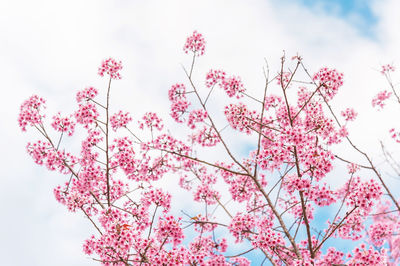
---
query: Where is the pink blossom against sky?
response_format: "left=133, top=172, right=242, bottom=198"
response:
left=1, top=0, right=400, bottom=265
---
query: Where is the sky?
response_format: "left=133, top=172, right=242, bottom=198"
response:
left=1, top=0, right=400, bottom=265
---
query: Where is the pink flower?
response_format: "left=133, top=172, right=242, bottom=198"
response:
left=313, top=67, right=344, bottom=100
left=205, top=69, right=246, bottom=98
left=369, top=222, right=393, bottom=246
left=228, top=213, right=256, bottom=242
left=193, top=184, right=220, bottom=205
left=138, top=112, right=163, bottom=131
left=18, top=95, right=46, bottom=131
left=221, top=75, right=246, bottom=98
left=170, top=99, right=190, bottom=123
left=341, top=108, right=358, bottom=122
left=168, top=83, right=187, bottom=102
left=74, top=102, right=99, bottom=128
left=224, top=103, right=257, bottom=134
left=205, top=69, right=226, bottom=88
left=381, top=64, right=395, bottom=75
left=20, top=35, right=400, bottom=265
left=348, top=244, right=387, bottom=265
left=347, top=163, right=360, bottom=174
left=110, top=111, right=132, bottom=131
left=142, top=188, right=171, bottom=213
left=51, top=112, right=76, bottom=136
left=98, top=58, right=123, bottom=79
left=187, top=109, right=207, bottom=129
left=183, top=31, right=205, bottom=56
left=156, top=216, right=184, bottom=246
left=190, top=126, right=220, bottom=147
left=76, top=86, right=98, bottom=103
left=277, top=71, right=291, bottom=88
left=389, top=128, right=400, bottom=143
left=317, top=248, right=345, bottom=265
left=372, top=90, right=392, bottom=109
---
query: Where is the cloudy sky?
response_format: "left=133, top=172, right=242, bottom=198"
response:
left=1, top=0, right=400, bottom=265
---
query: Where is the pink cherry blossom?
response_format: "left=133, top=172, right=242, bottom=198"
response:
left=381, top=63, right=395, bottom=75
left=19, top=32, right=400, bottom=266
left=76, top=86, right=98, bottom=103
left=138, top=112, right=163, bottom=131
left=277, top=71, right=291, bottom=88
left=183, top=30, right=205, bottom=56
left=74, top=102, right=99, bottom=128
left=110, top=110, right=132, bottom=131
left=187, top=109, right=207, bottom=129
left=51, top=112, right=76, bottom=136
left=372, top=90, right=392, bottom=109
left=98, top=57, right=123, bottom=79
left=348, top=244, right=387, bottom=265
left=313, top=67, right=344, bottom=99
left=341, top=107, right=358, bottom=121
left=18, top=95, right=46, bottom=131
left=389, top=128, right=400, bottom=143
left=205, top=69, right=226, bottom=88
left=221, top=75, right=246, bottom=98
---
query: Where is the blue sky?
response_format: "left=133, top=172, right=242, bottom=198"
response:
left=299, top=0, right=377, bottom=36
left=1, top=0, right=400, bottom=265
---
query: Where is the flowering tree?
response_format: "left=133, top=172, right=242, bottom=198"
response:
left=19, top=31, right=400, bottom=265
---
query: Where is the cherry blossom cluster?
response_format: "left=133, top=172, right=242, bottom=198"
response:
left=277, top=71, right=291, bottom=88
left=369, top=222, right=394, bottom=246
left=312, top=67, right=344, bottom=99
left=372, top=90, right=392, bottom=109
left=83, top=208, right=135, bottom=263
left=348, top=244, right=387, bottom=265
left=110, top=110, right=132, bottom=131
left=19, top=33, right=400, bottom=266
left=98, top=58, right=123, bottom=79
left=168, top=83, right=190, bottom=123
left=369, top=65, right=400, bottom=264
left=74, top=102, right=99, bottom=128
left=110, top=137, right=136, bottom=177
left=187, top=109, right=207, bottom=129
left=26, top=140, right=77, bottom=174
left=205, top=69, right=226, bottom=88
left=193, top=183, right=220, bottom=205
left=371, top=200, right=400, bottom=265
left=228, top=213, right=256, bottom=242
left=224, top=103, right=258, bottom=134
left=253, top=227, right=285, bottom=254
left=222, top=75, right=246, bottom=98
left=389, top=128, right=400, bottom=143
left=150, top=133, right=191, bottom=157
left=381, top=63, right=395, bottom=74
left=168, top=83, right=187, bottom=102
left=341, top=107, right=358, bottom=122
left=26, top=140, right=53, bottom=166
left=183, top=30, right=205, bottom=56
left=76, top=86, right=98, bottom=103
left=342, top=176, right=382, bottom=213
left=155, top=215, right=184, bottom=246
left=334, top=209, right=365, bottom=240
left=138, top=112, right=163, bottom=131
left=205, top=69, right=246, bottom=98
left=347, top=162, right=360, bottom=174
left=18, top=95, right=46, bottom=131
left=315, top=247, right=345, bottom=265
left=141, top=188, right=171, bottom=213
left=80, top=129, right=102, bottom=167
left=190, top=126, right=220, bottom=147
left=51, top=112, right=76, bottom=136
